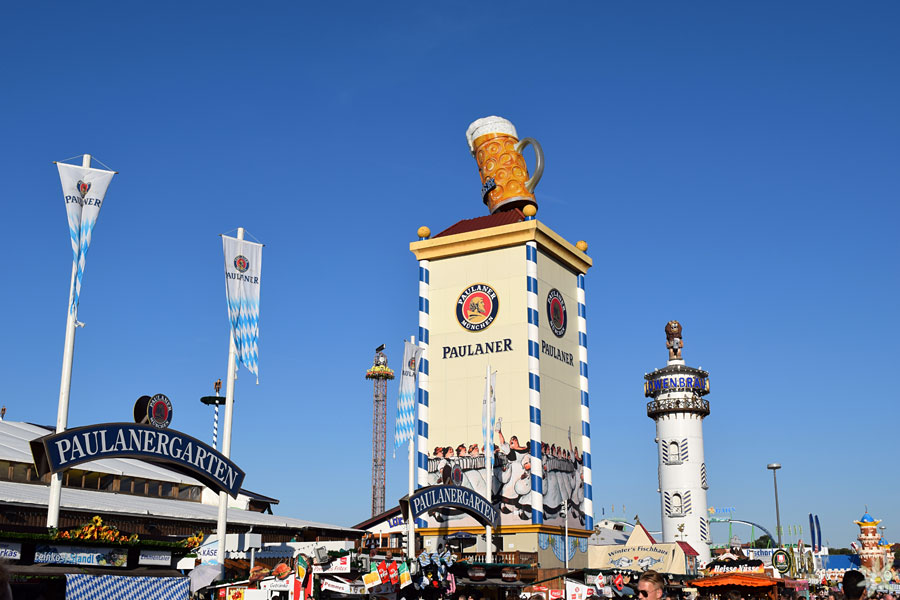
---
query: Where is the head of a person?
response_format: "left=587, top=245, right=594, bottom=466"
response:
left=457, top=444, right=467, bottom=456
left=638, top=570, right=665, bottom=600
left=843, top=570, right=866, bottom=600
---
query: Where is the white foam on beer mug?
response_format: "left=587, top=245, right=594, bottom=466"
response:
left=466, top=116, right=519, bottom=154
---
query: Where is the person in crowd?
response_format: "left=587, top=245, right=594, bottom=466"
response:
left=637, top=570, right=666, bottom=600
left=843, top=570, right=867, bottom=600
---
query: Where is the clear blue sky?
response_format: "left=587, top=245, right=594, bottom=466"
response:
left=2, top=2, right=897, bottom=548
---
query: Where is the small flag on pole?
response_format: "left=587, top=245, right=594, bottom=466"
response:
left=57, top=161, right=115, bottom=313
left=482, top=369, right=496, bottom=458
left=222, top=235, right=263, bottom=381
left=395, top=341, right=422, bottom=450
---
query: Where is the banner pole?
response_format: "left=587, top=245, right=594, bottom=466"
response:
left=484, top=363, right=493, bottom=564
left=407, top=335, right=416, bottom=559
left=217, top=226, right=243, bottom=577
left=47, top=153, right=91, bottom=529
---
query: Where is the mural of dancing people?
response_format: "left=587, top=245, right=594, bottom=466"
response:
left=423, top=418, right=586, bottom=528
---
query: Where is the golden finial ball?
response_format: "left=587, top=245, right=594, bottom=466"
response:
left=576, top=240, right=588, bottom=252
left=417, top=226, right=431, bottom=239
left=522, top=205, right=537, bottom=218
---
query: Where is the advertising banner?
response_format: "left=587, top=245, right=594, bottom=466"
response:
left=36, top=544, right=127, bottom=567
left=363, top=568, right=381, bottom=592
left=312, top=555, right=350, bottom=574
left=322, top=578, right=352, bottom=594
left=0, top=542, right=21, bottom=560
left=395, top=341, right=422, bottom=449
left=222, top=235, right=263, bottom=381
left=398, top=561, right=412, bottom=588
left=138, top=549, right=172, bottom=566
left=57, top=162, right=116, bottom=313
left=296, top=554, right=309, bottom=581
left=388, top=560, right=399, bottom=584
left=566, top=579, right=595, bottom=600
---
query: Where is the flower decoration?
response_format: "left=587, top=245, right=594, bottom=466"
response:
left=51, top=515, right=139, bottom=544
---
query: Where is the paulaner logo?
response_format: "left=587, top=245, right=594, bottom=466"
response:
left=234, top=255, right=250, bottom=273
left=64, top=180, right=103, bottom=208
left=546, top=288, right=567, bottom=337
left=456, top=284, right=499, bottom=331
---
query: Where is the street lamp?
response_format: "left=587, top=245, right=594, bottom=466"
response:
left=767, top=463, right=783, bottom=547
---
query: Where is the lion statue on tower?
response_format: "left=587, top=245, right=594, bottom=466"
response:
left=665, top=320, right=683, bottom=360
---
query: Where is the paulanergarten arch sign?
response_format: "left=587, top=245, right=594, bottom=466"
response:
left=31, top=423, right=245, bottom=497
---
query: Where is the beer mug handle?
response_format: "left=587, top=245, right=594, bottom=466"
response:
left=515, top=137, right=544, bottom=193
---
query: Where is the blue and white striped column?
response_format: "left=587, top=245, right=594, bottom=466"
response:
left=577, top=273, right=593, bottom=530
left=416, top=260, right=430, bottom=505
left=525, top=242, right=544, bottom=525
left=416, top=260, right=431, bottom=527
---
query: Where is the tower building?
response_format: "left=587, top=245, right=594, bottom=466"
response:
left=644, top=321, right=712, bottom=563
left=408, top=116, right=594, bottom=569
left=366, top=347, right=394, bottom=517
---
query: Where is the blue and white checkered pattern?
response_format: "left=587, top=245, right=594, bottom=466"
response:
left=66, top=574, right=188, bottom=600
left=416, top=259, right=430, bottom=527
left=226, top=294, right=260, bottom=380
left=526, top=241, right=544, bottom=525
left=71, top=214, right=98, bottom=313
left=577, top=273, right=593, bottom=530
left=395, top=341, right=420, bottom=449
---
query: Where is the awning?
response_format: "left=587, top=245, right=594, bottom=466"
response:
left=689, top=574, right=778, bottom=588
left=66, top=574, right=189, bottom=600
left=455, top=577, right=526, bottom=588
left=8, top=565, right=184, bottom=578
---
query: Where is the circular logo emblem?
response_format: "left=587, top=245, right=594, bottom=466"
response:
left=408, top=356, right=416, bottom=371
left=456, top=284, right=499, bottom=331
left=451, top=465, right=464, bottom=486
left=147, top=394, right=173, bottom=429
left=234, top=255, right=250, bottom=273
left=546, top=289, right=567, bottom=337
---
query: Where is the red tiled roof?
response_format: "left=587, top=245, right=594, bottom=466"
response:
left=434, top=209, right=525, bottom=238
left=677, top=541, right=699, bottom=556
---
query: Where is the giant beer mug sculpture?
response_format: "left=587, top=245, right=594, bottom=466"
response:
left=466, top=116, right=544, bottom=214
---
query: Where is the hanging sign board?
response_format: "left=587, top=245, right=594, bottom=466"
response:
left=401, top=485, right=497, bottom=525
left=30, top=423, right=245, bottom=497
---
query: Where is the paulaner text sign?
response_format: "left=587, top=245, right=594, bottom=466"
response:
left=405, top=485, right=497, bottom=525
left=30, top=423, right=245, bottom=497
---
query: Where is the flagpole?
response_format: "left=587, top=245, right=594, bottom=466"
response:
left=407, top=335, right=416, bottom=559
left=47, top=153, right=91, bottom=528
left=217, top=226, right=243, bottom=576
left=484, top=363, right=493, bottom=564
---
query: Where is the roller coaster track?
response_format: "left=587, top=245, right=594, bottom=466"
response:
left=709, top=517, right=776, bottom=543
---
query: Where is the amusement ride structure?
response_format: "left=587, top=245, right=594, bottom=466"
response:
left=366, top=345, right=394, bottom=517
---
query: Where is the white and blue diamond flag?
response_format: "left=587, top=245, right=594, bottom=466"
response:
left=223, top=235, right=262, bottom=382
left=57, top=162, right=115, bottom=314
left=482, top=369, right=496, bottom=462
left=395, top=340, right=422, bottom=450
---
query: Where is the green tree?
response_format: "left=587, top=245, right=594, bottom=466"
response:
left=750, top=535, right=774, bottom=549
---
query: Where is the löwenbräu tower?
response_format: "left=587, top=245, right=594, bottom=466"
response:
left=644, top=321, right=712, bottom=563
